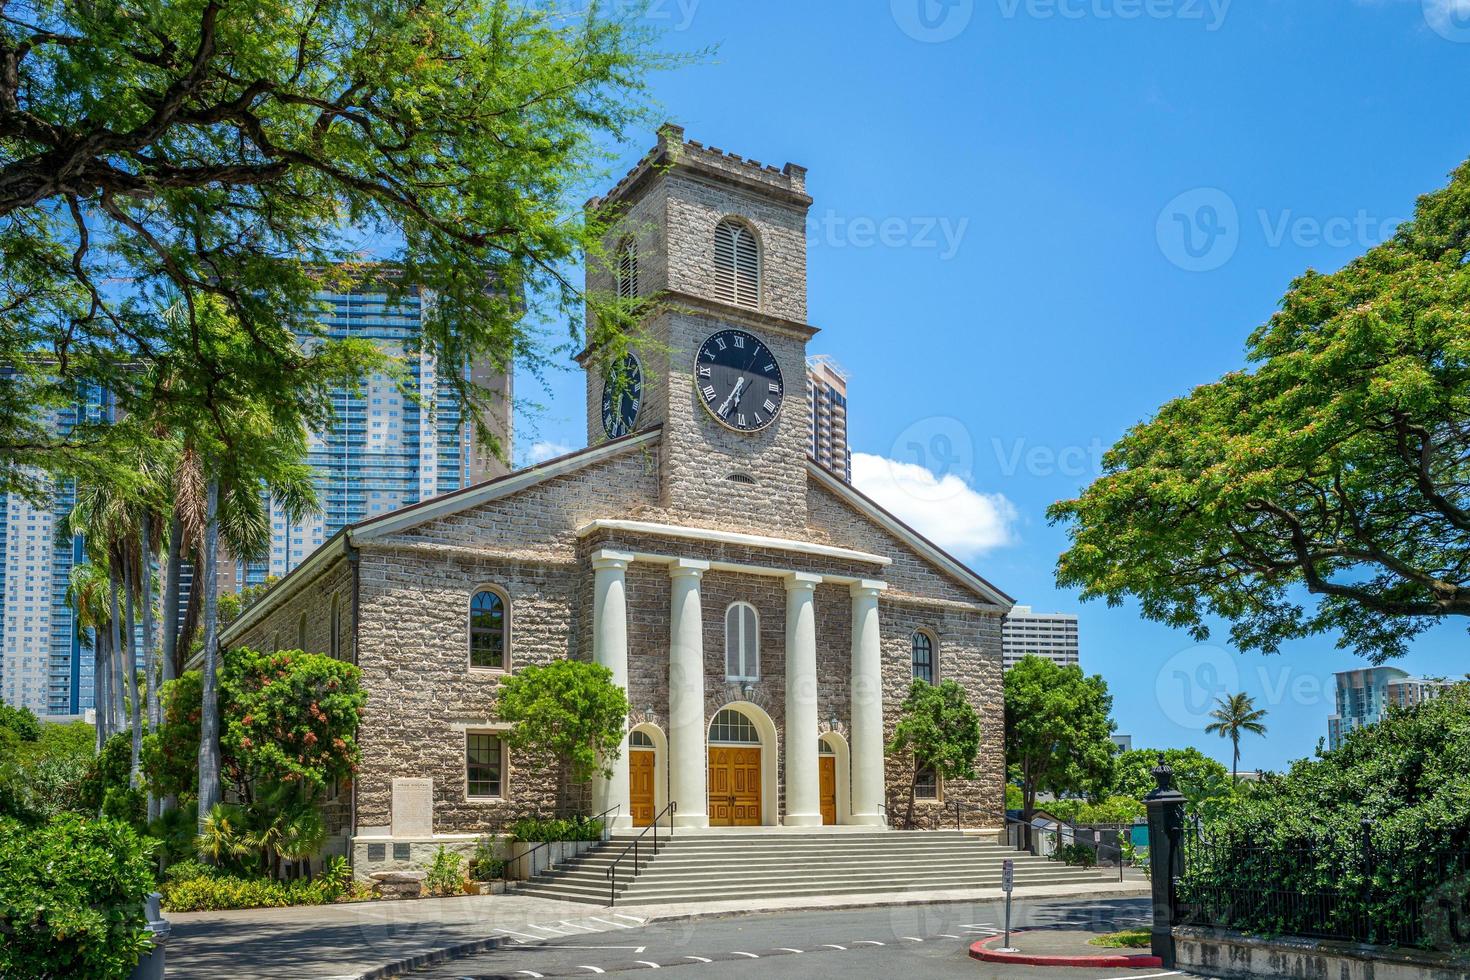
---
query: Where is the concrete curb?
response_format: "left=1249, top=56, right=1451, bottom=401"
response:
left=352, top=883, right=1153, bottom=979
left=968, top=931, right=1163, bottom=969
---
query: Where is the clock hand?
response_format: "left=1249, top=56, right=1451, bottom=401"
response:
left=717, top=377, right=747, bottom=418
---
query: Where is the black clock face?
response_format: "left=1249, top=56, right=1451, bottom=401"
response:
left=695, top=329, right=784, bottom=432
left=601, top=353, right=642, bottom=439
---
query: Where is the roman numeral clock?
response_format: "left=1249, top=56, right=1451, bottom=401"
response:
left=696, top=328, right=785, bottom=432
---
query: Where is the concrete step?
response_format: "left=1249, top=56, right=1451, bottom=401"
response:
left=539, top=865, right=1098, bottom=890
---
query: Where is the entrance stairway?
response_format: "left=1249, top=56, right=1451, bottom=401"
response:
left=513, top=829, right=1119, bottom=905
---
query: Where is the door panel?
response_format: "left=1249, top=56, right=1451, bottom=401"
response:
left=819, top=756, right=837, bottom=825
left=708, top=746, right=762, bottom=827
left=629, top=750, right=655, bottom=827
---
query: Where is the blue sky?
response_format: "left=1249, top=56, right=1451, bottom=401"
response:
left=514, top=0, right=1470, bottom=772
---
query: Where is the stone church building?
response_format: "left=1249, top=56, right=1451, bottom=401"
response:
left=220, top=126, right=1013, bottom=872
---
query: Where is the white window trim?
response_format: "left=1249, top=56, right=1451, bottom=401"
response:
left=468, top=585, right=512, bottom=674
left=464, top=728, right=508, bottom=802
left=724, top=601, right=760, bottom=682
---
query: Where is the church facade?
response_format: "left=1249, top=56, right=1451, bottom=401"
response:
left=219, top=126, right=1013, bottom=874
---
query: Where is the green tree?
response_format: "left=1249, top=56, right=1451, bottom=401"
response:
left=886, top=679, right=983, bottom=827
left=1004, top=656, right=1116, bottom=826
left=0, top=0, right=680, bottom=495
left=1049, top=160, right=1470, bottom=664
left=1204, top=692, right=1269, bottom=783
left=495, top=659, right=629, bottom=812
left=1110, top=747, right=1229, bottom=799
left=0, top=704, right=40, bottom=742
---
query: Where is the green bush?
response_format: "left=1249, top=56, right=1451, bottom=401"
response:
left=1044, top=795, right=1145, bottom=826
left=159, top=856, right=356, bottom=912
left=0, top=704, right=42, bottom=742
left=510, top=816, right=604, bottom=842
left=0, top=814, right=156, bottom=980
left=469, top=837, right=506, bottom=881
left=1055, top=842, right=1097, bottom=868
left=425, top=846, right=464, bottom=896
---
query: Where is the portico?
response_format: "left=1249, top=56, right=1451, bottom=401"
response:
left=583, top=520, right=892, bottom=829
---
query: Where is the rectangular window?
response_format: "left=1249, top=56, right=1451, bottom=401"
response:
left=467, top=733, right=503, bottom=798
left=914, top=767, right=938, bottom=800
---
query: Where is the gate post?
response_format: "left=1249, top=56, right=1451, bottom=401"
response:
left=1144, top=757, right=1187, bottom=968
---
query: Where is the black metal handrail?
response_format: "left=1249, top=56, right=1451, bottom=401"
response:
left=605, top=800, right=676, bottom=906
left=503, top=805, right=621, bottom=887
left=876, top=802, right=889, bottom=826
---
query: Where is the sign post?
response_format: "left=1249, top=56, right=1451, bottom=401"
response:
left=999, top=859, right=1017, bottom=952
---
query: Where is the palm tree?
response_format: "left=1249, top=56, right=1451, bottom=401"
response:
left=1205, top=692, right=1269, bottom=783
left=67, top=561, right=113, bottom=752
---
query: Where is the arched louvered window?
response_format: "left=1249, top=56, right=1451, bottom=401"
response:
left=725, top=602, right=759, bottom=681
left=713, top=219, right=760, bottom=309
left=615, top=236, right=639, bottom=299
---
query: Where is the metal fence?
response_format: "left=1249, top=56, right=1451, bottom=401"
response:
left=1174, top=823, right=1470, bottom=953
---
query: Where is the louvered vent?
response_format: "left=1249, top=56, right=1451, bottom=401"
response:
left=616, top=236, right=639, bottom=299
left=713, top=219, right=760, bottom=309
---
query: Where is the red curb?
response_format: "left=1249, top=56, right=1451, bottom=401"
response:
left=967, top=931, right=1164, bottom=969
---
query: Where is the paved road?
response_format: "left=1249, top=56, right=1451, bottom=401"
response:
left=406, top=898, right=1213, bottom=979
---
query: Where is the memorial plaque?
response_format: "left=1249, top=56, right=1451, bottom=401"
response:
left=391, top=778, right=433, bottom=838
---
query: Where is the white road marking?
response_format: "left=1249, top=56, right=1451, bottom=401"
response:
left=1097, top=974, right=1180, bottom=980
left=613, top=913, right=646, bottom=923
left=527, top=923, right=571, bottom=935
left=774, top=947, right=804, bottom=953
left=855, top=940, right=885, bottom=946
left=498, top=929, right=543, bottom=940
left=559, top=920, right=600, bottom=932
left=937, top=933, right=961, bottom=939
left=961, top=923, right=999, bottom=929
left=515, top=973, right=544, bottom=978
left=634, top=961, right=661, bottom=969
left=731, top=951, right=760, bottom=958
left=901, top=936, right=924, bottom=942
left=684, top=956, right=712, bottom=963
left=550, top=946, right=648, bottom=952
left=576, top=967, right=605, bottom=975
left=586, top=916, right=633, bottom=929
left=820, top=944, right=847, bottom=950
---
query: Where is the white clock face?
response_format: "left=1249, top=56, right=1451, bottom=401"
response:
left=695, top=329, right=784, bottom=433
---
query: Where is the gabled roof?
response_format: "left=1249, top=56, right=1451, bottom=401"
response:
left=806, top=460, right=1015, bottom=610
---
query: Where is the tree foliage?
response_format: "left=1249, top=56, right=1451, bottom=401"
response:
left=1110, top=746, right=1229, bottom=800
left=887, top=679, right=983, bottom=825
left=0, top=0, right=680, bottom=494
left=1003, top=655, right=1116, bottom=815
left=1204, top=691, right=1269, bottom=782
left=495, top=659, right=629, bottom=789
left=1050, top=160, right=1470, bottom=662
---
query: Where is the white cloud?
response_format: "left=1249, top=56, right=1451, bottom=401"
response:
left=526, top=440, right=573, bottom=465
left=850, top=452, right=1018, bottom=561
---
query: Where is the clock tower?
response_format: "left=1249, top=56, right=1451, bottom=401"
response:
left=582, top=125, right=818, bottom=535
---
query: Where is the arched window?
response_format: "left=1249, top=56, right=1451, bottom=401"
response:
left=469, top=589, right=508, bottom=670
left=725, top=602, right=759, bottom=681
left=629, top=729, right=655, bottom=748
left=615, top=235, right=639, bottom=299
left=713, top=219, right=760, bottom=309
left=709, top=709, right=760, bottom=744
left=911, top=630, right=935, bottom=685
left=297, top=613, right=307, bottom=650
left=329, top=595, right=340, bottom=658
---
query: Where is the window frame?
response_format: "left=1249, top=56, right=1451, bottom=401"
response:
left=465, top=730, right=506, bottom=800
left=615, top=235, right=639, bottom=299
left=297, top=612, right=308, bottom=650
left=724, top=601, right=760, bottom=682
left=329, top=594, right=340, bottom=659
left=468, top=587, right=510, bottom=672
left=713, top=218, right=762, bottom=310
left=913, top=766, right=940, bottom=801
left=911, top=629, right=937, bottom=685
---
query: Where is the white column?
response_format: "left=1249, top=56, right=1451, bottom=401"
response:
left=592, top=549, right=635, bottom=830
left=849, top=579, right=888, bottom=827
left=668, top=559, right=709, bottom=829
left=783, top=572, right=824, bottom=827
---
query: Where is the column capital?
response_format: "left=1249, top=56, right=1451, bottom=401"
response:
left=784, top=571, right=823, bottom=592
left=668, top=558, right=710, bottom=579
left=849, top=579, right=887, bottom=598
left=591, top=549, right=636, bottom=571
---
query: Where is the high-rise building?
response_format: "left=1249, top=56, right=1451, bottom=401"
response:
left=1327, top=667, right=1454, bottom=749
left=1001, top=605, right=1080, bottom=671
left=806, top=355, right=850, bottom=482
left=244, top=280, right=513, bottom=584
left=0, top=381, right=111, bottom=715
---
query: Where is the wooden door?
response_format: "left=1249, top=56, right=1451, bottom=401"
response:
left=819, top=755, right=837, bottom=825
left=708, top=747, right=762, bottom=827
left=629, top=750, right=655, bottom=827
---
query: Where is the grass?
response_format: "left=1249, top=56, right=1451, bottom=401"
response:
left=1088, top=929, right=1151, bottom=949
